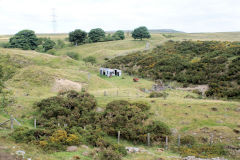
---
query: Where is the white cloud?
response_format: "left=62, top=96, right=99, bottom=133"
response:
left=0, top=0, right=240, bottom=34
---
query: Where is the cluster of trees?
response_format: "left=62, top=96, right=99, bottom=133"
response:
left=69, top=26, right=151, bottom=45
left=69, top=28, right=125, bottom=45
left=105, top=40, right=240, bottom=99
left=6, top=30, right=56, bottom=53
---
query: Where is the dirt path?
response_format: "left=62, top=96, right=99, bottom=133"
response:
left=0, top=151, right=17, bottom=160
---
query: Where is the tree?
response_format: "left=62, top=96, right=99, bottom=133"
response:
left=113, top=30, right=125, bottom=40
left=9, top=30, right=38, bottom=50
left=69, top=29, right=87, bottom=45
left=132, top=26, right=151, bottom=40
left=37, top=38, right=56, bottom=52
left=88, top=28, right=105, bottom=42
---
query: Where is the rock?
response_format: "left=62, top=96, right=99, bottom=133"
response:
left=82, top=151, right=89, bottom=156
left=156, top=148, right=164, bottom=153
left=16, top=150, right=25, bottom=156
left=125, top=147, right=140, bottom=153
left=235, top=107, right=240, bottom=112
left=72, top=155, right=81, bottom=159
left=237, top=137, right=240, bottom=140
left=216, top=120, right=223, bottom=124
left=233, top=129, right=240, bottom=134
left=67, top=146, right=78, bottom=152
left=188, top=106, right=192, bottom=108
left=96, top=107, right=104, bottom=113
left=211, top=107, right=218, bottom=111
left=81, top=145, right=89, bottom=149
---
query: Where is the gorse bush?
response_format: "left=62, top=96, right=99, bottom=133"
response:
left=34, top=90, right=97, bottom=128
left=177, top=144, right=228, bottom=158
left=105, top=40, right=240, bottom=99
left=101, top=100, right=171, bottom=144
left=180, top=135, right=196, bottom=146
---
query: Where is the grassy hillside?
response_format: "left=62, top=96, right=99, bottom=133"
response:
left=105, top=40, right=240, bottom=99
left=0, top=33, right=240, bottom=160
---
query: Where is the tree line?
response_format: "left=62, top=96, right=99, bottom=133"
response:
left=2, top=26, right=151, bottom=52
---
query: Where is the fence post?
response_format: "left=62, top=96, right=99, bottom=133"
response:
left=118, top=131, right=120, bottom=144
left=58, top=123, right=60, bottom=127
left=10, top=115, right=14, bottom=130
left=84, top=126, right=86, bottom=130
left=64, top=123, right=67, bottom=127
left=165, top=136, right=168, bottom=150
left=104, top=91, right=107, bottom=96
left=34, top=118, right=37, bottom=129
left=178, top=135, right=181, bottom=147
left=147, top=133, right=150, bottom=146
left=210, top=134, right=213, bottom=145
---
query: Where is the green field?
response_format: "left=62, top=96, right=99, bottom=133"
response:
left=0, top=32, right=240, bottom=160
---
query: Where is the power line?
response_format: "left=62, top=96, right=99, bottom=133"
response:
left=51, top=8, right=57, bottom=33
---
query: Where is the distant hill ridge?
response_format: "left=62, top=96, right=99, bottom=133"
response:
left=106, top=29, right=184, bottom=33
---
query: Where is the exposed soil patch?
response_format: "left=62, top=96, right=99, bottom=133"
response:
left=177, top=85, right=209, bottom=95
left=52, top=78, right=83, bottom=92
left=0, top=150, right=17, bottom=160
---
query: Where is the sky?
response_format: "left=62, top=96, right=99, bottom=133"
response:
left=0, top=0, right=240, bottom=34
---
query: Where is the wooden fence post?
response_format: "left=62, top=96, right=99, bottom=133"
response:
left=165, top=136, right=168, bottom=150
left=10, top=115, right=14, bottom=130
left=147, top=133, right=150, bottom=146
left=34, top=118, right=37, bottom=129
left=118, top=131, right=120, bottom=144
left=178, top=135, right=181, bottom=147
left=210, top=134, right=213, bottom=145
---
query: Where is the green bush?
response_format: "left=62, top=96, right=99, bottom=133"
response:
left=180, top=135, right=196, bottom=146
left=83, top=56, right=96, bottom=64
left=177, top=144, right=228, bottom=158
left=101, top=100, right=171, bottom=144
left=34, top=90, right=97, bottom=128
left=99, top=148, right=122, bottom=160
left=47, top=48, right=56, bottom=55
left=11, top=127, right=50, bottom=143
left=149, top=92, right=168, bottom=99
left=66, top=52, right=79, bottom=60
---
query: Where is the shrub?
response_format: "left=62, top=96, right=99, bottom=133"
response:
left=177, top=144, right=228, bottom=158
left=113, top=30, right=125, bottom=40
left=11, top=127, right=50, bottom=143
left=99, top=148, right=122, bottom=160
left=66, top=52, right=79, bottom=60
left=181, top=135, right=196, bottom=146
left=83, top=56, right=96, bottom=64
left=149, top=92, right=168, bottom=99
left=47, top=48, right=56, bottom=55
left=34, top=90, right=98, bottom=128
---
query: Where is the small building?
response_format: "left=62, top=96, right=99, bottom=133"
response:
left=100, top=68, right=122, bottom=77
